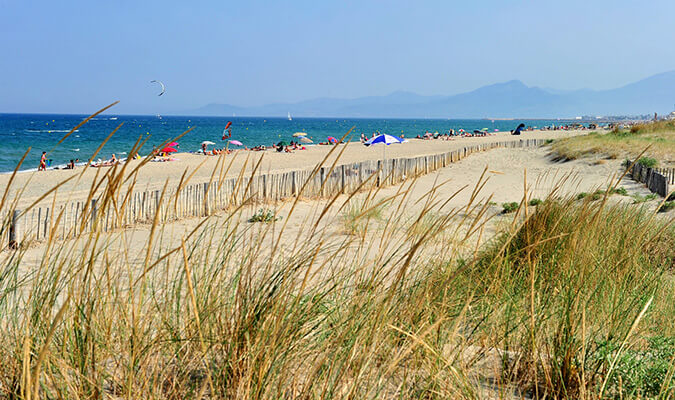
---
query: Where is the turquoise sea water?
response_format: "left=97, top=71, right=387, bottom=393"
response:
left=0, top=114, right=577, bottom=172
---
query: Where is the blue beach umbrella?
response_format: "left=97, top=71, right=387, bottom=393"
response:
left=365, top=134, right=404, bottom=162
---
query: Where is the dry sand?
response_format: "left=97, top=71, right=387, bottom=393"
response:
left=14, top=143, right=655, bottom=270
left=1, top=130, right=587, bottom=208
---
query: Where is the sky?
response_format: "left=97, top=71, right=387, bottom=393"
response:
left=1, top=0, right=675, bottom=115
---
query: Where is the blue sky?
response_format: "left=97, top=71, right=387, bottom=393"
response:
left=1, top=0, right=674, bottom=114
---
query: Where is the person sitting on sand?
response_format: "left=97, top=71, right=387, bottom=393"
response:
left=111, top=154, right=117, bottom=164
left=38, top=151, right=47, bottom=171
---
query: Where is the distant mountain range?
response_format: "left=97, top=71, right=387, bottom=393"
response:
left=188, top=70, right=675, bottom=119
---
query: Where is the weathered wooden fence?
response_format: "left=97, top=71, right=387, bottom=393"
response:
left=1, top=138, right=548, bottom=248
left=628, top=162, right=673, bottom=198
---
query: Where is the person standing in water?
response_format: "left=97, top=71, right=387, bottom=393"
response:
left=38, top=151, right=47, bottom=171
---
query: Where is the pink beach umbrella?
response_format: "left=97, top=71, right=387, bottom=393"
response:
left=229, top=140, right=243, bottom=146
left=161, top=147, right=177, bottom=153
left=168, top=142, right=179, bottom=147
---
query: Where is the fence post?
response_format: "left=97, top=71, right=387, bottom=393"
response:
left=203, top=182, right=210, bottom=215
left=292, top=171, right=298, bottom=197
left=9, top=209, right=20, bottom=249
left=90, top=199, right=97, bottom=231
left=320, top=167, right=326, bottom=196
left=341, top=165, right=346, bottom=193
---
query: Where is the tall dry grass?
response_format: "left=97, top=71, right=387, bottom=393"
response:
left=551, top=121, right=675, bottom=165
left=0, top=107, right=673, bottom=399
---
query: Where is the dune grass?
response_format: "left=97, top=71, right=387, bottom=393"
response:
left=0, top=108, right=674, bottom=399
left=551, top=121, right=675, bottom=165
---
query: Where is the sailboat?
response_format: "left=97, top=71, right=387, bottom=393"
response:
left=287, top=112, right=292, bottom=121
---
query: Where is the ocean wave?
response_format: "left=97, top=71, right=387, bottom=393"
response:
left=24, top=129, right=79, bottom=133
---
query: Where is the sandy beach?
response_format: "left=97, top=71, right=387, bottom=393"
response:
left=15, top=141, right=654, bottom=269
left=1, top=129, right=588, bottom=208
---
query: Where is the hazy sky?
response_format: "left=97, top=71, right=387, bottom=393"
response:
left=2, top=0, right=675, bottom=114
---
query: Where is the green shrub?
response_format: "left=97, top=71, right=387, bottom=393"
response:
left=595, top=336, right=675, bottom=398
left=633, top=193, right=659, bottom=204
left=657, top=201, right=675, bottom=213
left=611, top=187, right=628, bottom=196
left=577, top=191, right=603, bottom=201
left=637, top=157, right=659, bottom=168
left=248, top=208, right=282, bottom=223
left=501, top=202, right=519, bottom=213
left=528, top=198, right=543, bottom=206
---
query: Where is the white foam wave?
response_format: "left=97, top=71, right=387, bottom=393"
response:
left=24, top=129, right=79, bottom=133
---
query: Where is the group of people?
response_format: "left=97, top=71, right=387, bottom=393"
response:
left=37, top=151, right=81, bottom=171
left=201, top=143, right=233, bottom=155
left=273, top=140, right=307, bottom=153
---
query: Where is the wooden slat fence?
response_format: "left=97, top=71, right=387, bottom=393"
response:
left=628, top=162, right=673, bottom=198
left=1, top=138, right=549, bottom=248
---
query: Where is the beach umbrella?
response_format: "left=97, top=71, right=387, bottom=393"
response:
left=162, top=147, right=177, bottom=153
left=327, top=136, right=338, bottom=144
left=168, top=142, right=179, bottom=147
left=299, top=137, right=313, bottom=144
left=201, top=140, right=215, bottom=145
left=229, top=140, right=243, bottom=146
left=365, top=134, right=404, bottom=162
left=293, top=132, right=307, bottom=137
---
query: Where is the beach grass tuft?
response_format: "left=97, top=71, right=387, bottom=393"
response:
left=551, top=121, right=675, bottom=165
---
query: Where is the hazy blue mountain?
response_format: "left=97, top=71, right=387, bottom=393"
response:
left=188, top=70, right=675, bottom=118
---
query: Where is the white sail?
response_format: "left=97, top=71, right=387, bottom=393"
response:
left=287, top=112, right=292, bottom=121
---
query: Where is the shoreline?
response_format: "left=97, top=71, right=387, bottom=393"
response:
left=0, top=130, right=586, bottom=208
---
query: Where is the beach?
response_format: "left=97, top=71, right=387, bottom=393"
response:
left=1, top=129, right=587, bottom=209
left=14, top=136, right=655, bottom=270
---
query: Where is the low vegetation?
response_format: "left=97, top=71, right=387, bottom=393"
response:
left=551, top=121, right=675, bottom=165
left=633, top=193, right=659, bottom=204
left=248, top=208, right=282, bottom=223
left=657, top=201, right=675, bottom=213
left=502, top=201, right=520, bottom=213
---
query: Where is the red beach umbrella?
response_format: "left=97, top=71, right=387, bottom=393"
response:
left=161, top=147, right=178, bottom=153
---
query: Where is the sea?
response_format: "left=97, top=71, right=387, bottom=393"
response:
left=0, top=114, right=578, bottom=173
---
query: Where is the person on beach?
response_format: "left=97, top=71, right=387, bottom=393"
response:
left=38, top=151, right=47, bottom=171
